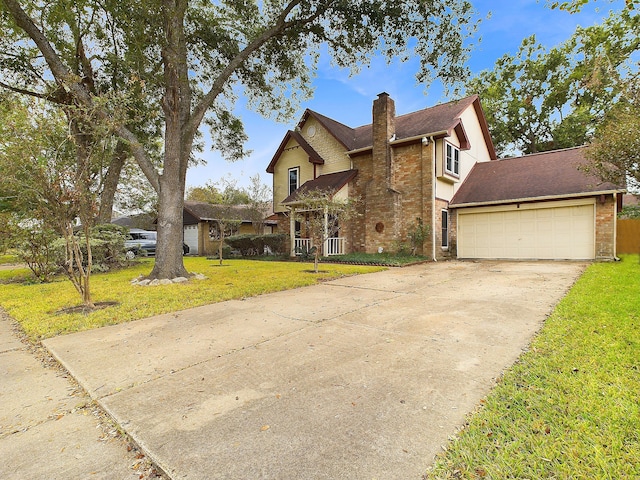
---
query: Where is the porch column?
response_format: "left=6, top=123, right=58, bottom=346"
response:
left=289, top=207, right=296, bottom=257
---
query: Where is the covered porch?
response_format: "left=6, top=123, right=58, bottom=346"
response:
left=281, top=170, right=358, bottom=258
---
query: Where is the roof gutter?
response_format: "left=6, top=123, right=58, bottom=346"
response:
left=346, top=130, right=450, bottom=156
left=389, top=130, right=449, bottom=147
left=449, top=189, right=625, bottom=209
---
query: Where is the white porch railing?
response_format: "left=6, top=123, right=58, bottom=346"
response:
left=294, top=238, right=312, bottom=254
left=324, top=237, right=345, bottom=256
left=294, top=237, right=345, bottom=256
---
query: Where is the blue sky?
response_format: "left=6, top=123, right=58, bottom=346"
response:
left=185, top=0, right=627, bottom=191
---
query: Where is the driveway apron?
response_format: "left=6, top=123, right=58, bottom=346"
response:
left=44, top=260, right=586, bottom=479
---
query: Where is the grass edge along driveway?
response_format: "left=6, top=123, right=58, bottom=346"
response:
left=426, top=255, right=639, bottom=479
left=0, top=257, right=384, bottom=340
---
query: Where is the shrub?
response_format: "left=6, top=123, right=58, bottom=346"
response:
left=16, top=224, right=59, bottom=282
left=88, top=224, right=129, bottom=271
left=225, top=234, right=261, bottom=256
left=261, top=234, right=289, bottom=255
left=225, top=233, right=289, bottom=256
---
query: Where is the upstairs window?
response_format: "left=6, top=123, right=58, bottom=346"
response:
left=288, top=167, right=299, bottom=195
left=445, top=144, right=460, bottom=176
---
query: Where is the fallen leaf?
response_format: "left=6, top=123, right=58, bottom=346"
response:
left=261, top=425, right=270, bottom=431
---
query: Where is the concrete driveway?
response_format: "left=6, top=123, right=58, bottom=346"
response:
left=44, top=260, right=585, bottom=479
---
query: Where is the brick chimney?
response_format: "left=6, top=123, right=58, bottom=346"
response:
left=372, top=92, right=395, bottom=187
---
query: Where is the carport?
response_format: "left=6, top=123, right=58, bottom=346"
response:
left=449, top=147, right=624, bottom=261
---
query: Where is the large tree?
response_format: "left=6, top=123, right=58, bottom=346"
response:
left=583, top=77, right=640, bottom=190
left=1, top=0, right=479, bottom=279
left=467, top=9, right=640, bottom=156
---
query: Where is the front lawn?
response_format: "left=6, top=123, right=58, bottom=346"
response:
left=0, top=257, right=384, bottom=340
left=426, top=255, right=640, bottom=479
left=0, top=252, right=19, bottom=264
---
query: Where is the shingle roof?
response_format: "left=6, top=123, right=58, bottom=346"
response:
left=449, top=147, right=624, bottom=207
left=184, top=201, right=256, bottom=222
left=282, top=170, right=358, bottom=204
left=268, top=94, right=497, bottom=173
left=305, top=95, right=488, bottom=152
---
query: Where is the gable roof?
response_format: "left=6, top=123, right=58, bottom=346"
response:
left=449, top=146, right=625, bottom=208
left=266, top=129, right=324, bottom=173
left=267, top=95, right=497, bottom=174
left=282, top=169, right=358, bottom=205
left=309, top=95, right=495, bottom=157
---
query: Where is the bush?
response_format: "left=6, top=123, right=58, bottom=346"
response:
left=225, top=233, right=289, bottom=256
left=225, top=234, right=261, bottom=256
left=16, top=225, right=60, bottom=282
left=619, top=205, right=640, bottom=219
left=261, top=234, right=289, bottom=256
left=88, top=224, right=129, bottom=271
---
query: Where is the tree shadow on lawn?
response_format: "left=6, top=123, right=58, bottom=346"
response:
left=55, top=301, right=119, bottom=316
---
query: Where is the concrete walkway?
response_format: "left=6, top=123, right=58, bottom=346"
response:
left=0, top=312, right=158, bottom=479
left=44, top=261, right=585, bottom=479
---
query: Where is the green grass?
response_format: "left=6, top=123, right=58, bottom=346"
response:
left=0, top=252, right=19, bottom=264
left=426, top=255, right=640, bottom=479
left=0, top=257, right=384, bottom=340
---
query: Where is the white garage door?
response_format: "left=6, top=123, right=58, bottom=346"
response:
left=457, top=200, right=595, bottom=260
left=183, top=224, right=199, bottom=255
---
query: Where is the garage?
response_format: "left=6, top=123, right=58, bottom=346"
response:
left=457, top=200, right=595, bottom=260
left=183, top=224, right=199, bottom=255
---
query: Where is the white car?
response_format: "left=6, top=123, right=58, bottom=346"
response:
left=124, top=229, right=190, bottom=259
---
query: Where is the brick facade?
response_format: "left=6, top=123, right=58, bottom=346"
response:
left=595, top=194, right=617, bottom=259
left=347, top=94, right=439, bottom=256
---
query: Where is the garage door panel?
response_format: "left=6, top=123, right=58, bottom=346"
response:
left=458, top=203, right=595, bottom=260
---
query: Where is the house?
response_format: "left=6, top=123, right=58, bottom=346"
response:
left=268, top=93, right=496, bottom=259
left=266, top=93, right=625, bottom=261
left=182, top=201, right=274, bottom=256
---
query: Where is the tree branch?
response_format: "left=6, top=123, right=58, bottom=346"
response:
left=0, top=80, right=48, bottom=99
left=187, top=0, right=328, bottom=137
left=1, top=0, right=161, bottom=193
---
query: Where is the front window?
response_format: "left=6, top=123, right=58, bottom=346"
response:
left=441, top=210, right=449, bottom=248
left=288, top=167, right=299, bottom=195
left=445, top=144, right=459, bottom=176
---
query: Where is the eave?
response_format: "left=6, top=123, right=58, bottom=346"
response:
left=449, top=189, right=626, bottom=209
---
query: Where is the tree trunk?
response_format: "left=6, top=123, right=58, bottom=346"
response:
left=150, top=172, right=188, bottom=279
left=148, top=0, right=190, bottom=280
left=218, top=228, right=224, bottom=266
left=98, top=141, right=127, bottom=223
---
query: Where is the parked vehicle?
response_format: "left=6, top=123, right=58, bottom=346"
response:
left=124, top=229, right=190, bottom=259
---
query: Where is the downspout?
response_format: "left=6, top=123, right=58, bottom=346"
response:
left=613, top=192, right=620, bottom=261
left=431, top=136, right=437, bottom=262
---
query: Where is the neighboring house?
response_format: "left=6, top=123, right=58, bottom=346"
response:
left=111, top=212, right=157, bottom=231
left=267, top=93, right=625, bottom=260
left=183, top=201, right=270, bottom=256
